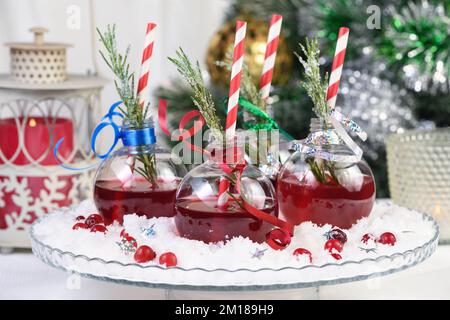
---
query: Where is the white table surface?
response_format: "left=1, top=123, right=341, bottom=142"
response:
left=1, top=245, right=449, bottom=300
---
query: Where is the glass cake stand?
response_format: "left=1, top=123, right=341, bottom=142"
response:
left=30, top=201, right=439, bottom=298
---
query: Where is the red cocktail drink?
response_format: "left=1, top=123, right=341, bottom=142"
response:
left=277, top=174, right=375, bottom=229
left=94, top=178, right=178, bottom=225
left=175, top=197, right=276, bottom=243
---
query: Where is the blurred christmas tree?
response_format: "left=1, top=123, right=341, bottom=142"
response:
left=156, top=0, right=450, bottom=197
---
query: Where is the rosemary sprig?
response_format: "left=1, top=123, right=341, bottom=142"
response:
left=306, top=158, right=326, bottom=183
left=241, top=64, right=265, bottom=112
left=97, top=24, right=156, bottom=186
left=217, top=57, right=265, bottom=112
left=297, top=38, right=342, bottom=186
left=295, top=38, right=329, bottom=118
left=239, top=64, right=270, bottom=165
left=168, top=48, right=224, bottom=140
left=305, top=157, right=339, bottom=185
left=216, top=58, right=269, bottom=165
left=227, top=191, right=245, bottom=210
left=97, top=24, right=149, bottom=128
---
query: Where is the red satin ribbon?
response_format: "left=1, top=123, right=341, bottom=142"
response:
left=157, top=99, right=171, bottom=136
left=223, top=160, right=293, bottom=250
left=158, top=99, right=293, bottom=250
left=158, top=98, right=206, bottom=154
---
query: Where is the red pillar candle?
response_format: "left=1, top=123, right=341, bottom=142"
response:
left=0, top=117, right=73, bottom=165
left=0, top=116, right=74, bottom=231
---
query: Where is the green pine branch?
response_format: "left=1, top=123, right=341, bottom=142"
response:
left=297, top=37, right=340, bottom=186
left=295, top=38, right=329, bottom=118
left=168, top=48, right=224, bottom=140
left=97, top=24, right=149, bottom=128
left=97, top=24, right=156, bottom=186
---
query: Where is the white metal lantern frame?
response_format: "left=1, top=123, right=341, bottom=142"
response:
left=0, top=75, right=106, bottom=249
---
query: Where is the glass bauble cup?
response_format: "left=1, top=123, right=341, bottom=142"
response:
left=277, top=118, right=376, bottom=229
left=93, top=119, right=187, bottom=225
left=174, top=137, right=278, bottom=243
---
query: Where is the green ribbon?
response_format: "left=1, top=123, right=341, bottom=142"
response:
left=238, top=98, right=294, bottom=141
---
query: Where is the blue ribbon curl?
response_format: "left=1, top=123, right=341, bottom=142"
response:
left=54, top=101, right=156, bottom=171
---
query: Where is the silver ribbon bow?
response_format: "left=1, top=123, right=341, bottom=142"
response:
left=295, top=109, right=368, bottom=163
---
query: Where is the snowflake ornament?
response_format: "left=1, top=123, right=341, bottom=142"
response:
left=117, top=237, right=137, bottom=254
left=141, top=224, right=156, bottom=237
left=251, top=248, right=267, bottom=259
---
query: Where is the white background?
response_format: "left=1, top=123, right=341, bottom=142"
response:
left=0, top=0, right=228, bottom=117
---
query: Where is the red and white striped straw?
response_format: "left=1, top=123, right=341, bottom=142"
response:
left=225, top=20, right=247, bottom=139
left=217, top=177, right=230, bottom=209
left=137, top=22, right=157, bottom=108
left=326, top=27, right=349, bottom=110
left=259, top=14, right=282, bottom=100
left=218, top=20, right=247, bottom=208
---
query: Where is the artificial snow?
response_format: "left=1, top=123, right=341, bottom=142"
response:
left=32, top=200, right=436, bottom=271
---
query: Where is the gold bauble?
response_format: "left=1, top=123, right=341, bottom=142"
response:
left=206, top=17, right=293, bottom=87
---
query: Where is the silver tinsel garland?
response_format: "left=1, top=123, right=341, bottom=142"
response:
left=335, top=65, right=420, bottom=160
left=384, top=1, right=450, bottom=94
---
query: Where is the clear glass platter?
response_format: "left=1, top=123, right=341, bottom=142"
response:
left=30, top=201, right=439, bottom=291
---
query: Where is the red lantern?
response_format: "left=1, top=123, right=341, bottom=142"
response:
left=0, top=26, right=107, bottom=250
left=0, top=115, right=75, bottom=228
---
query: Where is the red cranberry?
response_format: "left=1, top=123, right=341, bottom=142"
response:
left=75, top=215, right=86, bottom=221
left=378, top=232, right=396, bottom=246
left=293, top=248, right=312, bottom=263
left=361, top=233, right=376, bottom=244
left=85, top=214, right=103, bottom=227
left=120, top=229, right=129, bottom=238
left=90, top=224, right=108, bottom=233
left=324, top=239, right=344, bottom=253
left=159, top=252, right=178, bottom=267
left=266, top=228, right=291, bottom=250
left=134, top=245, right=156, bottom=263
left=331, top=253, right=342, bottom=260
left=327, top=229, right=347, bottom=244
left=72, top=222, right=88, bottom=230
